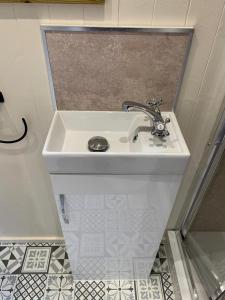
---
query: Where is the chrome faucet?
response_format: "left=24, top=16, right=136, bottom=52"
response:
left=122, top=98, right=170, bottom=141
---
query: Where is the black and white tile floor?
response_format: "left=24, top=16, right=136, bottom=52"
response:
left=0, top=241, right=176, bottom=300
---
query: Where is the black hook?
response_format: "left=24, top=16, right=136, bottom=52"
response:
left=0, top=91, right=4, bottom=103
left=0, top=118, right=28, bottom=144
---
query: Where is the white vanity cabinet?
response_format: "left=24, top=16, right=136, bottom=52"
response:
left=50, top=174, right=182, bottom=280
left=43, top=111, right=190, bottom=280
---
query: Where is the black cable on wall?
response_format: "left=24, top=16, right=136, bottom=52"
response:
left=0, top=91, right=28, bottom=144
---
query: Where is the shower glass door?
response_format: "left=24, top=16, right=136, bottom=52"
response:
left=182, top=119, right=225, bottom=300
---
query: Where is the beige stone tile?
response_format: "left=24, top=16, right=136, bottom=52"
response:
left=45, top=31, right=189, bottom=111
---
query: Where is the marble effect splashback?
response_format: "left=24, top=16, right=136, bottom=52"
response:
left=45, top=30, right=191, bottom=111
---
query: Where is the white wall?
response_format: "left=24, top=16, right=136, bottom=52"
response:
left=0, top=0, right=225, bottom=238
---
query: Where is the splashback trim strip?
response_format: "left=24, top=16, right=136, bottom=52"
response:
left=41, top=26, right=193, bottom=112
left=41, top=26, right=193, bottom=34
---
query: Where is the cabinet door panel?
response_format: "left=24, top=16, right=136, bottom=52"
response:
left=51, top=174, right=181, bottom=280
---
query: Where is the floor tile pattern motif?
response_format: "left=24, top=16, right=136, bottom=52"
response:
left=14, top=274, right=47, bottom=300
left=45, top=274, right=74, bottom=300
left=0, top=246, right=26, bottom=275
left=0, top=275, right=17, bottom=300
left=75, top=281, right=105, bottom=300
left=22, top=247, right=51, bottom=273
left=0, top=241, right=175, bottom=300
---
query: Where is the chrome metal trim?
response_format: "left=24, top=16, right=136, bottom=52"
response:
left=167, top=231, right=195, bottom=300
left=59, top=194, right=69, bottom=224
left=215, top=118, right=225, bottom=145
left=40, top=26, right=193, bottom=111
left=211, top=284, right=225, bottom=300
left=41, top=25, right=193, bottom=34
left=185, top=234, right=225, bottom=300
left=41, top=28, right=57, bottom=111
left=181, top=145, right=218, bottom=237
left=175, top=232, right=198, bottom=300
left=181, top=107, right=225, bottom=298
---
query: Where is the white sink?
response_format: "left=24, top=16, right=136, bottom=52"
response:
left=43, top=111, right=189, bottom=174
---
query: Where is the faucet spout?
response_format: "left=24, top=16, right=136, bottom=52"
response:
left=122, top=99, right=170, bottom=138
left=122, top=101, right=163, bottom=123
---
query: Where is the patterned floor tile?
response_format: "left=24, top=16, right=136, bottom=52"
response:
left=135, top=275, right=164, bottom=300
left=0, top=239, right=177, bottom=300
left=0, top=243, right=25, bottom=247
left=0, top=275, right=17, bottom=300
left=13, top=274, right=47, bottom=300
left=151, top=245, right=169, bottom=273
left=45, top=274, right=74, bottom=300
left=158, top=244, right=166, bottom=259
left=26, top=241, right=64, bottom=247
left=49, top=246, right=71, bottom=274
left=161, top=273, right=175, bottom=300
left=22, top=247, right=51, bottom=273
left=105, top=280, right=135, bottom=300
left=26, top=242, right=54, bottom=247
left=74, top=281, right=105, bottom=300
left=0, top=246, right=26, bottom=274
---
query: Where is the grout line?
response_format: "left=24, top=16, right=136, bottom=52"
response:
left=12, top=3, right=17, bottom=21
left=184, top=0, right=191, bottom=26
left=151, top=0, right=156, bottom=26
left=48, top=3, right=52, bottom=20
left=47, top=4, right=50, bottom=20
left=82, top=4, right=85, bottom=23
left=134, top=280, right=138, bottom=300
left=117, top=0, right=120, bottom=26
left=10, top=3, right=16, bottom=19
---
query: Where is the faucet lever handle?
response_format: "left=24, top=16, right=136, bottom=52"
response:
left=164, top=117, right=170, bottom=124
left=146, top=97, right=163, bottom=108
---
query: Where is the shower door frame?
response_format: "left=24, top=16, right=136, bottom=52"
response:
left=180, top=106, right=225, bottom=300
left=181, top=108, right=225, bottom=237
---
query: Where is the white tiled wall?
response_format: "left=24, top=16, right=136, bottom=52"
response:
left=152, top=0, right=190, bottom=26
left=119, top=0, right=154, bottom=26
left=0, top=0, right=225, bottom=237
